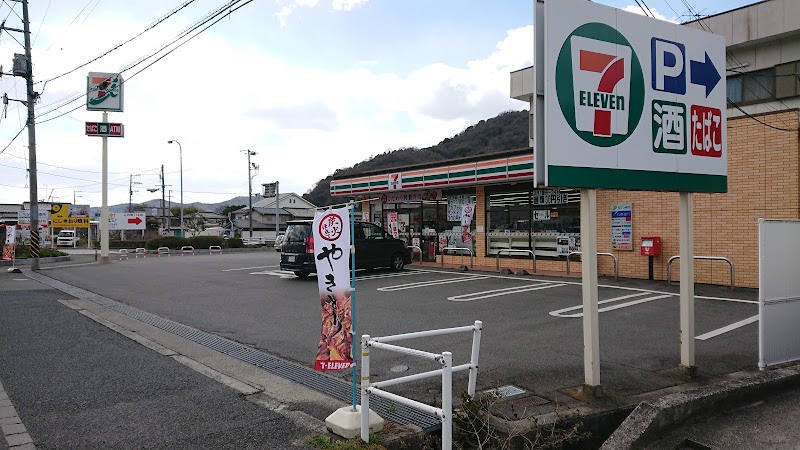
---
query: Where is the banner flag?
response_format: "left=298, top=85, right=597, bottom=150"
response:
left=2, top=225, right=14, bottom=261
left=313, top=207, right=355, bottom=371
left=461, top=203, right=475, bottom=243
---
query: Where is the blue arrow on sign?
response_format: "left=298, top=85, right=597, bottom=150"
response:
left=690, top=52, right=721, bottom=97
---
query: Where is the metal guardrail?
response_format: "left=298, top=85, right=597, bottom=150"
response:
left=118, top=249, right=128, bottom=260
left=135, top=248, right=146, bottom=258
left=157, top=246, right=170, bottom=257
left=209, top=245, right=223, bottom=255
left=495, top=249, right=536, bottom=273
left=440, top=247, right=473, bottom=269
left=361, top=321, right=483, bottom=450
left=566, top=251, right=619, bottom=281
left=408, top=245, right=423, bottom=264
left=180, top=245, right=195, bottom=256
left=667, top=255, right=735, bottom=290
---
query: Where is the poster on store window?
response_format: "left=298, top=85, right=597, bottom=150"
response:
left=388, top=212, right=399, bottom=239
left=361, top=212, right=369, bottom=222
left=461, top=203, right=475, bottom=243
left=557, top=236, right=570, bottom=256
left=447, top=194, right=471, bottom=221
left=2, top=225, right=15, bottom=261
left=312, top=208, right=354, bottom=371
left=611, top=203, right=633, bottom=250
left=412, top=237, right=421, bottom=252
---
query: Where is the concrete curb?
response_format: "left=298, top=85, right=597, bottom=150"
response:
left=601, top=364, right=800, bottom=449
left=0, top=256, right=70, bottom=267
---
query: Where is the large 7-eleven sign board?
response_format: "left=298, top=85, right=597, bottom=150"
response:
left=542, top=0, right=726, bottom=193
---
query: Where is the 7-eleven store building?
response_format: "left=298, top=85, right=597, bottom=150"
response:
left=330, top=104, right=800, bottom=289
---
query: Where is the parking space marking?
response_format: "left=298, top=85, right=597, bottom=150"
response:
left=222, top=265, right=277, bottom=272
left=550, top=293, right=672, bottom=318
left=695, top=315, right=759, bottom=341
left=377, top=275, right=492, bottom=292
left=250, top=270, right=296, bottom=279
left=357, top=271, right=432, bottom=280
left=448, top=283, right=567, bottom=302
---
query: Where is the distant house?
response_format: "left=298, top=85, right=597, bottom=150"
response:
left=232, top=193, right=316, bottom=240
left=0, top=204, right=19, bottom=225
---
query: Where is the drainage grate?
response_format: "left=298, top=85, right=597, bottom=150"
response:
left=29, top=272, right=440, bottom=431
left=485, top=385, right=527, bottom=399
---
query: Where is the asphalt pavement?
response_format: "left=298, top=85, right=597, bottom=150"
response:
left=2, top=251, right=797, bottom=449
left=0, top=269, right=319, bottom=450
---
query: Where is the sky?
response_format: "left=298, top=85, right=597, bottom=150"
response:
left=0, top=0, right=758, bottom=208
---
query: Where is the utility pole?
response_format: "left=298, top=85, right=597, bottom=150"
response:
left=241, top=150, right=258, bottom=239
left=128, top=174, right=141, bottom=212
left=161, top=165, right=166, bottom=234
left=2, top=0, right=42, bottom=269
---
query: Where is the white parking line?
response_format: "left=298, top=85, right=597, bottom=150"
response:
left=377, top=275, right=492, bottom=292
left=223, top=265, right=277, bottom=272
left=250, top=270, right=296, bottom=278
left=695, top=315, right=759, bottom=340
left=357, top=271, right=429, bottom=280
left=550, top=293, right=673, bottom=318
left=448, top=283, right=567, bottom=302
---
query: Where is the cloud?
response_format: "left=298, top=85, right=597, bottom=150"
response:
left=247, top=102, right=338, bottom=131
left=275, top=0, right=366, bottom=26
left=622, top=5, right=677, bottom=23
left=332, top=0, right=368, bottom=11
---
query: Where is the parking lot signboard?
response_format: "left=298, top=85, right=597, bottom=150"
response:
left=544, top=0, right=726, bottom=193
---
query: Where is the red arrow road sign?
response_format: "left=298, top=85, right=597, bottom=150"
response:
left=127, top=217, right=142, bottom=225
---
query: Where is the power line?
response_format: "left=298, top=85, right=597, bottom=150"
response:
left=727, top=99, right=798, bottom=132
left=0, top=125, right=25, bottom=155
left=37, top=0, right=199, bottom=85
left=35, top=0, right=253, bottom=124
left=34, top=0, right=243, bottom=120
left=32, top=0, right=53, bottom=46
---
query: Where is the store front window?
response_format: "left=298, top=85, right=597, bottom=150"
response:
left=486, top=187, right=580, bottom=258
left=370, top=188, right=476, bottom=262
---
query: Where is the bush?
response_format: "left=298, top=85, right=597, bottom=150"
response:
left=14, top=246, right=68, bottom=259
left=188, top=236, right=224, bottom=249
left=226, top=238, right=243, bottom=248
left=145, top=236, right=190, bottom=250
left=108, top=240, right=147, bottom=249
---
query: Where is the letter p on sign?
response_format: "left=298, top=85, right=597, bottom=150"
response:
left=651, top=38, right=685, bottom=94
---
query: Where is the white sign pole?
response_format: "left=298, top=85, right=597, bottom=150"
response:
left=679, top=192, right=696, bottom=373
left=100, top=111, right=110, bottom=263
left=580, top=188, right=601, bottom=392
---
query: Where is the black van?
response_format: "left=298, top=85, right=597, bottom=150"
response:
left=279, top=220, right=412, bottom=277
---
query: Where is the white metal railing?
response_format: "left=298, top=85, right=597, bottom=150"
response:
left=440, top=247, right=474, bottom=269
left=667, top=255, right=735, bottom=290
left=361, top=321, right=483, bottom=450
left=180, top=245, right=195, bottom=256
left=495, top=249, right=536, bottom=273
left=566, top=251, right=619, bottom=281
left=408, top=245, right=423, bottom=264
left=157, top=246, right=170, bottom=257
left=135, top=248, right=147, bottom=258
left=209, top=245, right=223, bottom=255
left=118, top=249, right=128, bottom=260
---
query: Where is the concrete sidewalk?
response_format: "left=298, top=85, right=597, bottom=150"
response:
left=0, top=270, right=324, bottom=450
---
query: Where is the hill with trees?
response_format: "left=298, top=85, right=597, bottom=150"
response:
left=303, top=109, right=528, bottom=207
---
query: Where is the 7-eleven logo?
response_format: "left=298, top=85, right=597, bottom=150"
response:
left=571, top=36, right=631, bottom=137
left=556, top=23, right=644, bottom=147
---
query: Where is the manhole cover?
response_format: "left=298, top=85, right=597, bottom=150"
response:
left=390, top=365, right=409, bottom=373
left=484, top=385, right=527, bottom=398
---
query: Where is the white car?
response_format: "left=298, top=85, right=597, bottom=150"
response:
left=274, top=234, right=284, bottom=252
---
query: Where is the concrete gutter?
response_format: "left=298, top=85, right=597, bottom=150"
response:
left=601, top=363, right=800, bottom=449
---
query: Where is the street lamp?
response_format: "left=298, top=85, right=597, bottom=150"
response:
left=167, top=140, right=184, bottom=237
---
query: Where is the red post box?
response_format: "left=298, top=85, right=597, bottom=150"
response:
left=640, top=236, right=661, bottom=257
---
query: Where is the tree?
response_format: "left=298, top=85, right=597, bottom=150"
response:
left=170, top=206, right=207, bottom=236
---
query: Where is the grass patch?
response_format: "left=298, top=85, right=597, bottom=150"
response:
left=308, top=433, right=386, bottom=450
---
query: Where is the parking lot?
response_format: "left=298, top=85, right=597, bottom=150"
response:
left=41, top=250, right=759, bottom=405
